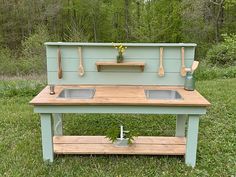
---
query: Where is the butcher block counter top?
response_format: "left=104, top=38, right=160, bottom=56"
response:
left=30, top=85, right=210, bottom=107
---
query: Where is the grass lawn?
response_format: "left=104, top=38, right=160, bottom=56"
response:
left=0, top=78, right=235, bottom=177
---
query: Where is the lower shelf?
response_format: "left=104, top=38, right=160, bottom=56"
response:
left=53, top=136, right=186, bottom=155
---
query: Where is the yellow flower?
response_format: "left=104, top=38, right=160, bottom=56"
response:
left=112, top=43, right=127, bottom=55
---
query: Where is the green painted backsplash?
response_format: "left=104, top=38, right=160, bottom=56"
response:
left=46, top=43, right=196, bottom=85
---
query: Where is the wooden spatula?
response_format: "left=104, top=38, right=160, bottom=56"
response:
left=57, top=48, right=63, bottom=79
left=181, top=47, right=186, bottom=76
left=191, top=61, right=199, bottom=73
left=158, top=47, right=164, bottom=77
left=78, top=47, right=85, bottom=76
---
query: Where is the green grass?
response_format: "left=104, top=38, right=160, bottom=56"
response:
left=195, top=65, right=236, bottom=81
left=0, top=78, right=236, bottom=177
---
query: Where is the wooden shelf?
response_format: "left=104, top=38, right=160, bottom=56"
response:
left=95, top=61, right=145, bottom=72
left=53, top=136, right=186, bottom=155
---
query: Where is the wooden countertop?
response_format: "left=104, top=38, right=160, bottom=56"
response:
left=30, top=85, right=210, bottom=107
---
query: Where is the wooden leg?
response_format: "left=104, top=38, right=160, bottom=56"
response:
left=40, top=113, right=54, bottom=162
left=53, top=113, right=63, bottom=136
left=185, top=115, right=200, bottom=167
left=175, top=114, right=187, bottom=137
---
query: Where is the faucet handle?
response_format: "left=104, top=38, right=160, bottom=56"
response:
left=123, top=130, right=129, bottom=137
left=49, top=85, right=55, bottom=95
left=185, top=68, right=191, bottom=72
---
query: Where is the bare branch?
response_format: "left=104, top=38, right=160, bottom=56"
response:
left=210, top=0, right=224, bottom=6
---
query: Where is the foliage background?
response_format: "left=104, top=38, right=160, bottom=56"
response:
left=0, top=1, right=235, bottom=176
left=0, top=0, right=235, bottom=78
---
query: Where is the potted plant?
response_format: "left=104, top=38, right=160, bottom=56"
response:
left=113, top=43, right=127, bottom=63
left=106, top=125, right=138, bottom=147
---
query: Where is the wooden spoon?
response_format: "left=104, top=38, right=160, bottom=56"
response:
left=78, top=47, right=85, bottom=76
left=191, top=61, right=199, bottom=73
left=181, top=47, right=186, bottom=76
left=57, top=48, right=63, bottom=79
left=158, top=47, right=164, bottom=77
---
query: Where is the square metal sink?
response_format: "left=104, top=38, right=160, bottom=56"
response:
left=145, top=90, right=182, bottom=100
left=58, top=88, right=95, bottom=99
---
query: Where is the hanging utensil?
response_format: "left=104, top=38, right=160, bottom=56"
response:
left=78, top=47, right=85, bottom=76
left=181, top=47, right=186, bottom=77
left=57, top=48, right=63, bottom=79
left=184, top=61, right=199, bottom=73
left=158, top=47, right=165, bottom=77
left=191, top=61, right=199, bottom=74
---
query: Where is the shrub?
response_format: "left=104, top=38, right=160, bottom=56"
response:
left=195, top=63, right=236, bottom=81
left=0, top=80, right=45, bottom=98
left=21, top=25, right=49, bottom=59
left=18, top=25, right=50, bottom=75
left=0, top=47, right=18, bottom=75
left=0, top=26, right=50, bottom=76
left=206, top=34, right=236, bottom=66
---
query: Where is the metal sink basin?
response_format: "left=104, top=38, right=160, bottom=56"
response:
left=58, top=88, right=95, bottom=99
left=145, top=90, right=182, bottom=100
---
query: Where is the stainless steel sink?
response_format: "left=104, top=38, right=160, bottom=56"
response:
left=58, top=88, right=95, bottom=99
left=145, top=90, right=182, bottom=100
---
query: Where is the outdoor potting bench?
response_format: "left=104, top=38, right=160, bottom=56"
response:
left=30, top=43, right=210, bottom=167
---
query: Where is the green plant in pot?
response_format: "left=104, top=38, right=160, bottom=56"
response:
left=106, top=125, right=138, bottom=147
left=113, top=43, right=127, bottom=63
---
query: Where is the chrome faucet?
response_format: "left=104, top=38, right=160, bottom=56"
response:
left=49, top=85, right=55, bottom=95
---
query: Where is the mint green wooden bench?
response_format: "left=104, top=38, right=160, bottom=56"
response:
left=30, top=42, right=210, bottom=167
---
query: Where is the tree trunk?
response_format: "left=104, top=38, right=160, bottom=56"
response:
left=136, top=0, right=140, bottom=26
left=147, top=1, right=152, bottom=40
left=212, top=0, right=224, bottom=42
left=217, top=2, right=224, bottom=42
left=124, top=0, right=130, bottom=40
left=93, top=14, right=97, bottom=42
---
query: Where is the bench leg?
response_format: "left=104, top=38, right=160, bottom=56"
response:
left=53, top=113, right=63, bottom=136
left=175, top=114, right=187, bottom=137
left=185, top=115, right=200, bottom=167
left=40, top=113, right=54, bottom=162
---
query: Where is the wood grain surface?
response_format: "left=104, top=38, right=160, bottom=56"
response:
left=53, top=136, right=186, bottom=155
left=30, top=85, right=211, bottom=106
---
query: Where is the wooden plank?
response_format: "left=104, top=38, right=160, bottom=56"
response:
left=54, top=144, right=185, bottom=155
left=40, top=113, right=54, bottom=162
left=46, top=46, right=195, bottom=59
left=53, top=113, right=63, bottom=136
left=47, top=72, right=186, bottom=85
left=185, top=115, right=200, bottom=167
left=34, top=105, right=207, bottom=114
left=47, top=58, right=193, bottom=72
left=53, top=136, right=186, bottom=155
left=53, top=136, right=186, bottom=145
left=46, top=44, right=195, bottom=86
left=96, top=61, right=145, bottom=72
left=30, top=85, right=211, bottom=107
left=95, top=61, right=145, bottom=66
left=45, top=42, right=197, bottom=47
left=175, top=115, right=187, bottom=137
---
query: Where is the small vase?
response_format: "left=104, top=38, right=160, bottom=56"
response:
left=113, top=138, right=129, bottom=147
left=184, top=71, right=195, bottom=91
left=117, top=52, right=124, bottom=63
